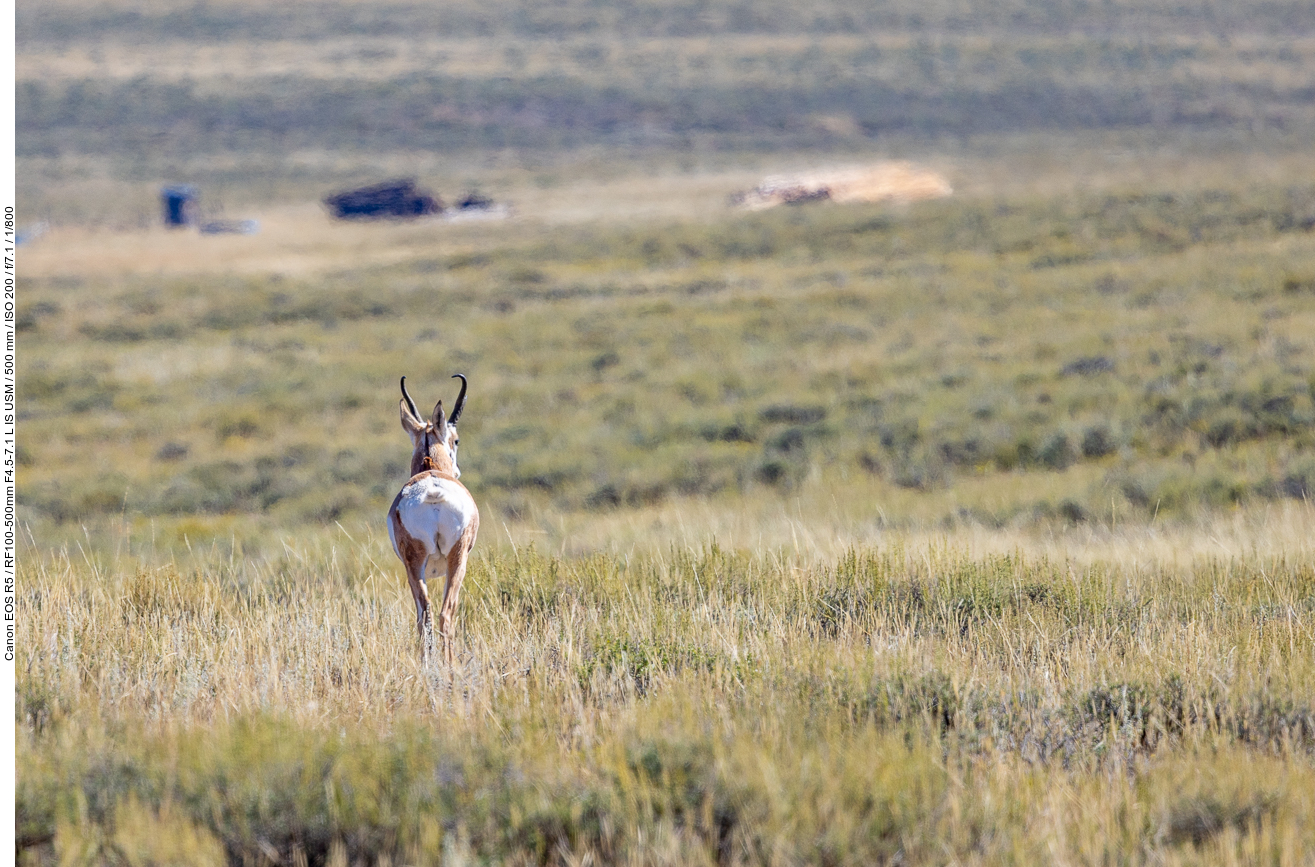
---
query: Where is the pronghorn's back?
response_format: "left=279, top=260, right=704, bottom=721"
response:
left=387, top=375, right=479, bottom=664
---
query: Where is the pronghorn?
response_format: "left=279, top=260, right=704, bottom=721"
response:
left=387, top=375, right=480, bottom=664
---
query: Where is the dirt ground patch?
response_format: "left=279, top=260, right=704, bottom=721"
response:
left=734, top=161, right=953, bottom=210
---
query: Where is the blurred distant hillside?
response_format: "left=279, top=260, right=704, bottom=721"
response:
left=21, top=0, right=1315, bottom=41
left=18, top=0, right=1315, bottom=173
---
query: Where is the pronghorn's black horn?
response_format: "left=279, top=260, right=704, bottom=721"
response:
left=400, top=376, right=421, bottom=421
left=449, top=373, right=468, bottom=424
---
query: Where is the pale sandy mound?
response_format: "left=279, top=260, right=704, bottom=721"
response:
left=734, top=162, right=952, bottom=210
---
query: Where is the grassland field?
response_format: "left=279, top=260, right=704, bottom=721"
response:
left=15, top=0, right=1315, bottom=863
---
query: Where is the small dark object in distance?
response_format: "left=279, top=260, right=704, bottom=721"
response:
left=457, top=191, right=496, bottom=210
left=1061, top=356, right=1115, bottom=376
left=200, top=219, right=260, bottom=235
left=156, top=442, right=190, bottom=461
left=778, top=185, right=832, bottom=205
left=324, top=179, right=442, bottom=220
left=729, top=184, right=831, bottom=208
left=1275, top=213, right=1315, bottom=232
left=162, top=184, right=198, bottom=227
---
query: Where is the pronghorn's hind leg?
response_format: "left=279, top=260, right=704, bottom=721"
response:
left=437, top=523, right=478, bottom=665
left=404, top=551, right=433, bottom=660
left=392, top=509, right=437, bottom=661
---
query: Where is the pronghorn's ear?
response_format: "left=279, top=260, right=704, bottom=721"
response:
left=400, top=399, right=425, bottom=435
left=430, top=400, right=448, bottom=437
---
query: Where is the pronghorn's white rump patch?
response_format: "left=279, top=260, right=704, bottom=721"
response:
left=389, top=474, right=477, bottom=560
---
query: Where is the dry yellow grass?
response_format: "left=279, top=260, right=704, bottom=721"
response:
left=18, top=0, right=1315, bottom=860
left=18, top=508, right=1315, bottom=864
left=19, top=175, right=1315, bottom=867
left=496, top=483, right=1315, bottom=566
left=20, top=205, right=463, bottom=280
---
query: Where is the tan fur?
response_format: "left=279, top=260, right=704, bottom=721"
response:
left=399, top=398, right=460, bottom=478
left=436, top=516, right=480, bottom=662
